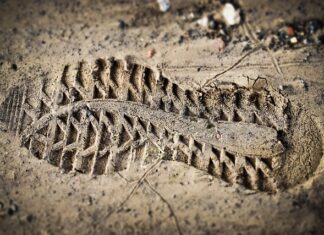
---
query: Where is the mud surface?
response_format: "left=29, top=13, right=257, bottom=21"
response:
left=0, top=0, right=324, bottom=235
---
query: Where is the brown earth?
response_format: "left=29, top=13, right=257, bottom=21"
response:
left=0, top=0, right=324, bottom=235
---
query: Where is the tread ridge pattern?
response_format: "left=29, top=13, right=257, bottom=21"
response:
left=0, top=58, right=292, bottom=192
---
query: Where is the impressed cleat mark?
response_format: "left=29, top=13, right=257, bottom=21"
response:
left=0, top=57, right=322, bottom=192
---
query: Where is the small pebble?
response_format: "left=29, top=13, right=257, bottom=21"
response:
left=147, top=48, right=156, bottom=58
left=157, top=0, right=170, bottom=12
left=215, top=131, right=222, bottom=139
left=285, top=26, right=295, bottom=36
left=208, top=19, right=218, bottom=30
left=118, top=20, right=127, bottom=30
left=222, top=3, right=241, bottom=26
left=290, top=37, right=298, bottom=44
left=197, top=16, right=209, bottom=28
left=8, top=203, right=18, bottom=215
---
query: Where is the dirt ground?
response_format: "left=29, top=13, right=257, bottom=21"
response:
left=0, top=0, right=324, bottom=234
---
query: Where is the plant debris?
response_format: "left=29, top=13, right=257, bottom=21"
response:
left=188, top=1, right=243, bottom=47
left=268, top=19, right=324, bottom=50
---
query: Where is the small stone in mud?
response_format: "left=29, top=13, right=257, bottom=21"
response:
left=157, top=0, right=170, bottom=12
left=271, top=19, right=324, bottom=49
left=290, top=37, right=298, bottom=44
left=285, top=26, right=295, bottom=36
left=118, top=20, right=127, bottom=30
left=222, top=3, right=241, bottom=26
left=7, top=203, right=19, bottom=215
left=197, top=16, right=209, bottom=28
left=208, top=19, right=218, bottom=30
left=147, top=48, right=156, bottom=58
left=215, top=131, right=221, bottom=139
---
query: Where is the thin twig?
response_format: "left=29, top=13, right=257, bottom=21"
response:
left=202, top=45, right=261, bottom=88
left=116, top=171, right=132, bottom=183
left=264, top=46, right=283, bottom=76
left=242, top=22, right=259, bottom=44
left=105, top=159, right=162, bottom=219
left=243, top=22, right=283, bottom=76
left=144, top=179, right=183, bottom=235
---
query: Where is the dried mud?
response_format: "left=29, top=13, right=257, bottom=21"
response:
left=0, top=0, right=324, bottom=235
left=0, top=58, right=322, bottom=194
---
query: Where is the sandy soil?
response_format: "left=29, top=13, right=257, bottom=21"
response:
left=0, top=0, right=323, bottom=234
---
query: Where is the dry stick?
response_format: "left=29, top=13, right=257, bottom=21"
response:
left=202, top=45, right=261, bottom=88
left=111, top=162, right=136, bottom=183
left=144, top=179, right=183, bottom=235
left=243, top=22, right=283, bottom=76
left=163, top=58, right=322, bottom=71
left=105, top=159, right=162, bottom=219
left=243, top=22, right=258, bottom=43
left=265, top=46, right=283, bottom=76
left=116, top=171, right=132, bottom=183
